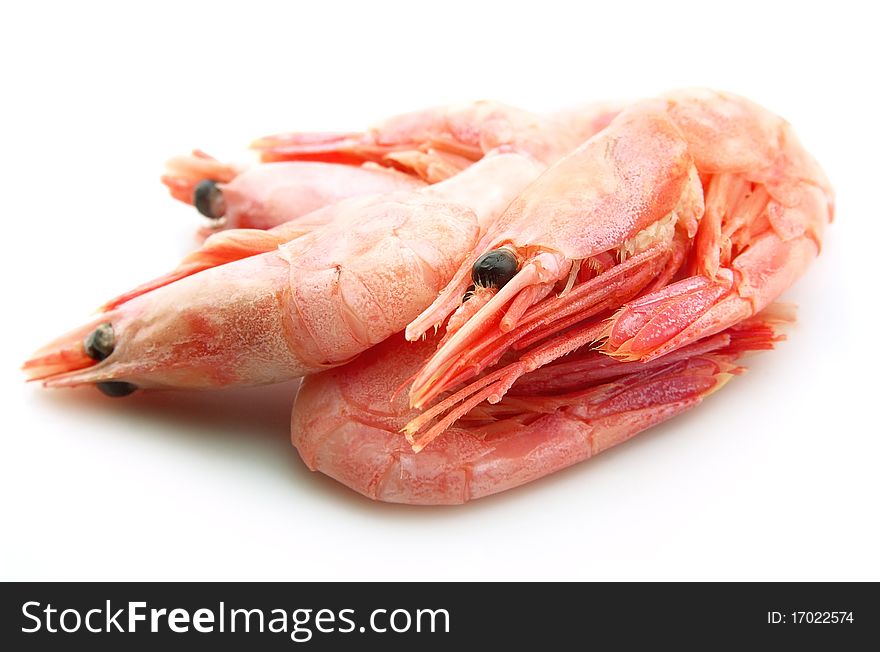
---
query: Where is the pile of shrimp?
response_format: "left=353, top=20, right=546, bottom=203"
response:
left=24, top=90, right=833, bottom=504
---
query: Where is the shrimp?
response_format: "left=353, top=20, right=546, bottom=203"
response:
left=23, top=153, right=544, bottom=393
left=110, top=151, right=548, bottom=310
left=163, top=102, right=621, bottom=234
left=162, top=151, right=425, bottom=232
left=292, top=311, right=787, bottom=504
left=252, top=100, right=622, bottom=182
left=402, top=89, right=833, bottom=450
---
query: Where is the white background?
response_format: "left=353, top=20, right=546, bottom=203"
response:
left=1, top=1, right=878, bottom=581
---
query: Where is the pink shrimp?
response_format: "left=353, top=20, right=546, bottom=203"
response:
left=252, top=100, right=622, bottom=182
left=292, top=311, right=787, bottom=504
left=23, top=153, right=544, bottom=394
left=162, top=151, right=425, bottom=233
left=402, top=89, right=833, bottom=450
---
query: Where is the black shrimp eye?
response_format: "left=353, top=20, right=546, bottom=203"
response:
left=471, top=249, right=519, bottom=289
left=96, top=381, right=138, bottom=398
left=84, top=323, right=115, bottom=361
left=193, top=180, right=226, bottom=219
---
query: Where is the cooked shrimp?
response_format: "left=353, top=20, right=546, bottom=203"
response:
left=292, top=313, right=786, bottom=504
left=403, top=89, right=833, bottom=450
left=252, top=100, right=621, bottom=182
left=162, top=152, right=425, bottom=232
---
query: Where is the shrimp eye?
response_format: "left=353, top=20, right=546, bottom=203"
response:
left=84, top=323, right=115, bottom=361
left=96, top=381, right=138, bottom=397
left=471, top=249, right=518, bottom=289
left=193, top=180, right=226, bottom=219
